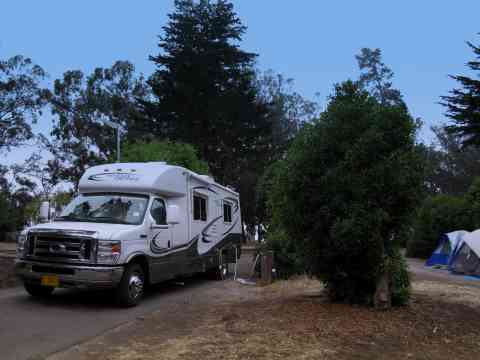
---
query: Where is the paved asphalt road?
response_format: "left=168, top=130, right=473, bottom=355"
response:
left=1, top=279, right=224, bottom=360
left=0, top=250, right=257, bottom=360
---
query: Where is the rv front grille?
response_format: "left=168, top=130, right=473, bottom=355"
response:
left=26, top=232, right=95, bottom=264
left=31, top=265, right=75, bottom=275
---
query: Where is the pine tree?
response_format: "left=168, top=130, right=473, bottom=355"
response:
left=141, top=0, right=271, bottom=185
left=443, top=39, right=480, bottom=146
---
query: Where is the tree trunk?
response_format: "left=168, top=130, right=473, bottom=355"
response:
left=260, top=251, right=274, bottom=285
left=374, top=268, right=391, bottom=310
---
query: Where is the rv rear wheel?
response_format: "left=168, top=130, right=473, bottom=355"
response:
left=208, top=262, right=228, bottom=280
left=115, top=263, right=145, bottom=307
left=24, top=283, right=54, bottom=297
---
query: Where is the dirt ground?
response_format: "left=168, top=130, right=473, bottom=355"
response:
left=0, top=257, right=17, bottom=288
left=3, top=248, right=480, bottom=359
left=409, top=258, right=480, bottom=287
left=0, top=242, right=17, bottom=289
left=48, top=277, right=480, bottom=360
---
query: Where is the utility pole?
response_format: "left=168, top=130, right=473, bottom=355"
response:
left=116, top=125, right=121, bottom=163
left=99, top=116, right=125, bottom=163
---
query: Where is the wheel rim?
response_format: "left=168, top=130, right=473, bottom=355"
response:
left=128, top=272, right=144, bottom=301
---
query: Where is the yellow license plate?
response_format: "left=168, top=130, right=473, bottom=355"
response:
left=41, top=275, right=59, bottom=287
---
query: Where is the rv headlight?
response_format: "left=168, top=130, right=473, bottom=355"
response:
left=16, top=232, right=27, bottom=259
left=96, top=240, right=122, bottom=264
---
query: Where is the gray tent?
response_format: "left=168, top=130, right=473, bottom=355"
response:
left=450, top=230, right=480, bottom=276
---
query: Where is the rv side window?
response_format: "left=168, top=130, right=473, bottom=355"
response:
left=150, top=198, right=167, bottom=225
left=193, top=195, right=207, bottom=221
left=223, top=202, right=232, bottom=223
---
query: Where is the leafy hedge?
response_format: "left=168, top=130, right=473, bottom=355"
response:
left=262, top=81, right=423, bottom=306
left=407, top=178, right=480, bottom=259
left=120, top=140, right=210, bottom=174
left=256, top=228, right=307, bottom=279
left=407, top=195, right=473, bottom=258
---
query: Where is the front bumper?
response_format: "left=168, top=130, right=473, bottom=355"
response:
left=15, top=260, right=124, bottom=289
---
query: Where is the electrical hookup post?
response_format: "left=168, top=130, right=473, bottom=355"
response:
left=259, top=250, right=274, bottom=286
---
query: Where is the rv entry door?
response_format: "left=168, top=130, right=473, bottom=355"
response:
left=149, top=198, right=172, bottom=252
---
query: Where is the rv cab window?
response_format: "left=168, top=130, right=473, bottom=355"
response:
left=193, top=195, right=207, bottom=221
left=150, top=198, right=167, bottom=225
left=223, top=203, right=232, bottom=223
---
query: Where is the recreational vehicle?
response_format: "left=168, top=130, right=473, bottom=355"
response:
left=15, top=162, right=243, bottom=306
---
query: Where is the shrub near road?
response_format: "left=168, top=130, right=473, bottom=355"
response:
left=408, top=177, right=480, bottom=259
left=408, top=195, right=473, bottom=258
left=265, top=81, right=424, bottom=307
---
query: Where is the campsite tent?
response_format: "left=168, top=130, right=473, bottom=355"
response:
left=425, top=230, right=469, bottom=267
left=449, top=230, right=480, bottom=276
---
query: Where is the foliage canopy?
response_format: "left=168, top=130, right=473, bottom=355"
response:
left=443, top=39, right=480, bottom=146
left=266, top=81, right=423, bottom=304
left=0, top=55, right=49, bottom=152
left=48, top=61, right=150, bottom=189
left=407, top=195, right=473, bottom=258
left=121, top=140, right=210, bottom=175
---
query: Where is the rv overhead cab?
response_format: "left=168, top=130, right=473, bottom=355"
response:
left=15, top=163, right=243, bottom=306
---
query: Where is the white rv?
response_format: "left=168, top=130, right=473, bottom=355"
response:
left=15, top=162, right=243, bottom=306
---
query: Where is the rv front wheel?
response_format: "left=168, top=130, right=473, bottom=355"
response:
left=115, top=263, right=145, bottom=307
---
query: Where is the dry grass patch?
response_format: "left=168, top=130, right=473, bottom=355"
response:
left=413, top=280, right=480, bottom=307
left=87, top=278, right=480, bottom=360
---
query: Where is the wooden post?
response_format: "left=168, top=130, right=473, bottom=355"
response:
left=260, top=251, right=274, bottom=285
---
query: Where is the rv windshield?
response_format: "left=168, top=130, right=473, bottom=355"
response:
left=56, top=194, right=149, bottom=225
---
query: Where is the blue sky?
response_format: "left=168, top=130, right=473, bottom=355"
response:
left=1, top=0, right=479, bottom=165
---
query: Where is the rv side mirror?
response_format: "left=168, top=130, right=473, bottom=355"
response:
left=167, top=204, right=180, bottom=224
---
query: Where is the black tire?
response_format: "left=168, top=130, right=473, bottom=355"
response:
left=114, top=263, right=145, bottom=307
left=209, top=246, right=238, bottom=280
left=208, top=262, right=228, bottom=280
left=24, top=283, right=54, bottom=297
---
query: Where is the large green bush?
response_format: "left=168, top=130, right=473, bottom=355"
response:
left=407, top=195, right=473, bottom=258
left=256, top=228, right=306, bottom=279
left=120, top=140, right=210, bottom=174
left=407, top=177, right=480, bottom=259
left=466, top=177, right=480, bottom=229
left=265, top=81, right=424, bottom=305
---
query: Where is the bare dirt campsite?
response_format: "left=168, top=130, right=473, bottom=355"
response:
left=42, top=255, right=480, bottom=360
left=0, top=242, right=16, bottom=288
left=0, top=247, right=480, bottom=359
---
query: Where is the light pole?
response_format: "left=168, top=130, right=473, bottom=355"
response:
left=99, top=117, right=125, bottom=163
